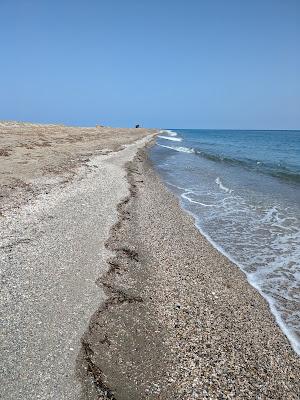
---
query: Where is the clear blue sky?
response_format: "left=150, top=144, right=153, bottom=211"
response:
left=1, top=0, right=299, bottom=129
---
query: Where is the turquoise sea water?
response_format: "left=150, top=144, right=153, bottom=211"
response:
left=150, top=129, right=300, bottom=355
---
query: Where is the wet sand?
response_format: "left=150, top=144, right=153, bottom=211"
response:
left=82, top=148, right=300, bottom=399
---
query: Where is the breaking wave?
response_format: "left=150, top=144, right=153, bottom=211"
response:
left=159, top=129, right=178, bottom=137
left=158, top=135, right=182, bottom=142
left=157, top=144, right=195, bottom=153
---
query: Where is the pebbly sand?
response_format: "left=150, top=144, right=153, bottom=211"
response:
left=1, top=122, right=299, bottom=399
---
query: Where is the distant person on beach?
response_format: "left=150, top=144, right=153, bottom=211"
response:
left=135, top=124, right=140, bottom=128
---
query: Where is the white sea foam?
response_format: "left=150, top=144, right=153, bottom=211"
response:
left=215, top=177, right=233, bottom=193
left=181, top=192, right=215, bottom=207
left=166, top=181, right=188, bottom=191
left=159, top=129, right=178, bottom=137
left=261, top=206, right=280, bottom=223
left=175, top=146, right=195, bottom=153
left=157, top=143, right=195, bottom=154
left=158, top=135, right=182, bottom=142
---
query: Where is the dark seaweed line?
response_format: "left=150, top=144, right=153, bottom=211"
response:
left=79, top=155, right=145, bottom=400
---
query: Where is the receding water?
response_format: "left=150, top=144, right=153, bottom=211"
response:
left=150, top=129, right=300, bottom=355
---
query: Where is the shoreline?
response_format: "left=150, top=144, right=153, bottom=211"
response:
left=165, top=190, right=300, bottom=356
left=192, top=216, right=300, bottom=356
left=154, top=128, right=300, bottom=357
left=83, top=147, right=300, bottom=399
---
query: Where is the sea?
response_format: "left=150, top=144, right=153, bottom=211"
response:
left=149, top=129, right=300, bottom=355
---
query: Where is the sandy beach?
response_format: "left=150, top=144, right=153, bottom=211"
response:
left=0, top=121, right=154, bottom=213
left=1, top=123, right=299, bottom=399
left=0, top=122, right=155, bottom=399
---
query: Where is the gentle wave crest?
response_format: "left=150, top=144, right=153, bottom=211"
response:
left=157, top=144, right=195, bottom=153
left=158, top=135, right=182, bottom=142
left=159, top=129, right=178, bottom=137
left=158, top=142, right=300, bottom=184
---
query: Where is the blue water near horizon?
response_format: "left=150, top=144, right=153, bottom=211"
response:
left=149, top=128, right=300, bottom=355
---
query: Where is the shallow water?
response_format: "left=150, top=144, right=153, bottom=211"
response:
left=150, top=128, right=300, bottom=355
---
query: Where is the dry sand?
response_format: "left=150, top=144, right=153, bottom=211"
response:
left=0, top=121, right=153, bottom=213
left=0, top=122, right=155, bottom=399
left=82, top=149, right=300, bottom=399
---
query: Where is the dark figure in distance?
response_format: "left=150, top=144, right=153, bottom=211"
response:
left=135, top=124, right=140, bottom=128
